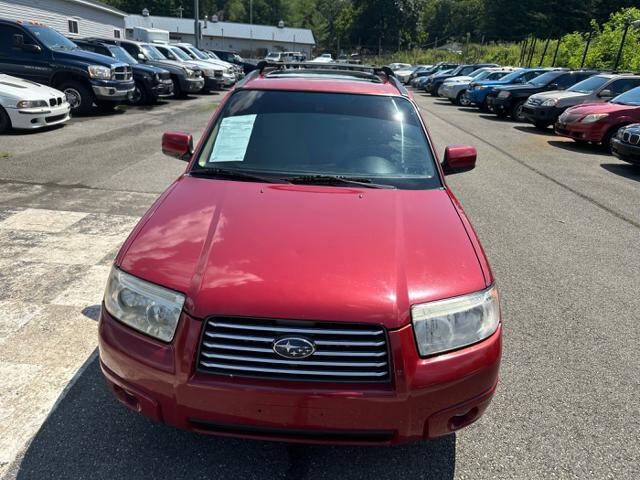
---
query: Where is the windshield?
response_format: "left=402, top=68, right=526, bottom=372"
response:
left=475, top=70, right=499, bottom=81
left=498, top=70, right=525, bottom=83
left=108, top=45, right=137, bottom=64
left=194, top=90, right=438, bottom=189
left=611, top=86, right=640, bottom=106
left=25, top=25, right=77, bottom=50
left=469, top=68, right=487, bottom=78
left=568, top=76, right=608, bottom=93
left=186, top=46, right=209, bottom=60
left=141, top=44, right=166, bottom=60
left=170, top=46, right=191, bottom=61
left=527, top=71, right=562, bottom=87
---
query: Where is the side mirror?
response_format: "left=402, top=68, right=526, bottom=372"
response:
left=137, top=53, right=146, bottom=61
left=548, top=83, right=563, bottom=91
left=23, top=44, right=42, bottom=54
left=442, top=146, right=477, bottom=175
left=162, top=131, right=193, bottom=161
left=11, top=34, right=24, bottom=48
left=599, top=89, right=612, bottom=98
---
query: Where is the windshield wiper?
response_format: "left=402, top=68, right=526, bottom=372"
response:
left=287, top=175, right=396, bottom=189
left=189, top=167, right=289, bottom=184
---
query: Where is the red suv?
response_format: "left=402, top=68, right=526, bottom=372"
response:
left=99, top=63, right=502, bottom=444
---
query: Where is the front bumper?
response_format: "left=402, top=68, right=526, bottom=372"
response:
left=180, top=76, right=205, bottom=93
left=99, top=308, right=501, bottom=445
left=487, top=96, right=513, bottom=114
left=612, top=138, right=640, bottom=165
left=91, top=80, right=135, bottom=101
left=203, top=76, right=223, bottom=90
left=522, top=104, right=565, bottom=125
left=7, top=103, right=71, bottom=130
left=151, top=79, right=174, bottom=98
left=554, top=120, right=608, bottom=142
left=440, top=84, right=465, bottom=100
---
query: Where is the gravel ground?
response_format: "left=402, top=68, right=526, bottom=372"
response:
left=2, top=89, right=639, bottom=480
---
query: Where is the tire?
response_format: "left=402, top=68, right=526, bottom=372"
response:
left=534, top=121, right=550, bottom=130
left=0, top=106, right=11, bottom=134
left=172, top=76, right=186, bottom=98
left=602, top=126, right=623, bottom=153
left=129, top=80, right=149, bottom=106
left=458, top=91, right=471, bottom=107
left=59, top=80, right=94, bottom=115
left=510, top=100, right=527, bottom=121
left=572, top=139, right=589, bottom=146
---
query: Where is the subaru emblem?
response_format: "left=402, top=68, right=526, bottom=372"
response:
left=273, top=337, right=315, bottom=359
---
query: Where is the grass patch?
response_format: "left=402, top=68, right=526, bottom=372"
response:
left=0, top=151, right=10, bottom=158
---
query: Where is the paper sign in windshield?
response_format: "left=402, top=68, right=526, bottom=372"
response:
left=209, top=114, right=257, bottom=162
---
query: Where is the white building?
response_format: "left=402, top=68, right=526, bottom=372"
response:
left=126, top=14, right=316, bottom=58
left=0, top=0, right=127, bottom=39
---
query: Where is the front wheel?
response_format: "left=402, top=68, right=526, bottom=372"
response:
left=511, top=100, right=527, bottom=122
left=602, top=126, right=622, bottom=153
left=129, top=81, right=150, bottom=106
left=0, top=106, right=11, bottom=133
left=458, top=91, right=471, bottom=106
left=59, top=80, right=94, bottom=115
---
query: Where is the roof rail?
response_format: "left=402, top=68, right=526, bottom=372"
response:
left=254, top=61, right=407, bottom=95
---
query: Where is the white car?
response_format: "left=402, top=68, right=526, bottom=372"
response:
left=0, top=74, right=70, bottom=133
left=439, top=68, right=519, bottom=105
left=309, top=54, right=334, bottom=63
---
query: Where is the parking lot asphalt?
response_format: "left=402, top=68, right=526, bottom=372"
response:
left=2, top=89, right=640, bottom=479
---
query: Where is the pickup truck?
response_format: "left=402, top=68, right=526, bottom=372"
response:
left=0, top=20, right=134, bottom=114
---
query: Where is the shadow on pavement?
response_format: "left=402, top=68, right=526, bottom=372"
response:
left=547, top=140, right=604, bottom=155
left=513, top=125, right=556, bottom=137
left=601, top=162, right=640, bottom=182
left=6, top=357, right=456, bottom=480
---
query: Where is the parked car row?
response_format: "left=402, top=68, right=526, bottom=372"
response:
left=400, top=60, right=640, bottom=167
left=0, top=18, right=248, bottom=134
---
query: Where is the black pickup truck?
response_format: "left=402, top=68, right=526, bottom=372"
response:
left=73, top=39, right=173, bottom=105
left=0, top=20, right=134, bottom=114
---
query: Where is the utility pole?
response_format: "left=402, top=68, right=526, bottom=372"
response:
left=538, top=38, right=550, bottom=66
left=193, top=0, right=199, bottom=48
left=250, top=0, right=253, bottom=24
left=551, top=38, right=561, bottom=67
left=527, top=37, right=537, bottom=67
left=581, top=31, right=592, bottom=68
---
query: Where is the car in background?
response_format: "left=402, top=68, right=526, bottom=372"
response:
left=414, top=69, right=453, bottom=89
left=388, top=62, right=412, bottom=71
left=211, top=49, right=256, bottom=74
left=612, top=123, right=640, bottom=166
left=554, top=86, right=640, bottom=150
left=490, top=69, right=599, bottom=122
left=99, top=63, right=502, bottom=445
left=309, top=53, right=334, bottom=63
left=440, top=68, right=517, bottom=105
left=395, top=65, right=421, bottom=84
left=153, top=44, right=224, bottom=91
left=0, top=20, right=134, bottom=114
left=411, top=63, right=459, bottom=88
left=466, top=68, right=550, bottom=111
left=172, top=43, right=239, bottom=85
left=100, top=39, right=205, bottom=97
left=407, top=65, right=433, bottom=84
left=73, top=39, right=173, bottom=105
left=426, top=63, right=498, bottom=96
left=0, top=73, right=70, bottom=133
left=522, top=74, right=640, bottom=130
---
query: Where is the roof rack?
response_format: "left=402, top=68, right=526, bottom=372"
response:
left=253, top=61, right=409, bottom=97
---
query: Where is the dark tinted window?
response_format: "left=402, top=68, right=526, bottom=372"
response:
left=195, top=90, right=439, bottom=189
left=608, top=78, right=640, bottom=96
left=119, top=42, right=139, bottom=58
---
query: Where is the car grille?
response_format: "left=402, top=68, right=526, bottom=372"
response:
left=197, top=317, right=391, bottom=382
left=159, top=71, right=171, bottom=80
left=113, top=66, right=133, bottom=81
left=622, top=131, right=640, bottom=145
left=49, top=97, right=63, bottom=107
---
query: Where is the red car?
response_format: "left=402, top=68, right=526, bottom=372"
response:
left=554, top=86, right=640, bottom=150
left=99, top=63, right=502, bottom=445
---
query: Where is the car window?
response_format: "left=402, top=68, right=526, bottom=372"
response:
left=460, top=66, right=475, bottom=75
left=607, top=78, right=640, bottom=96
left=109, top=45, right=137, bottom=64
left=141, top=44, right=166, bottom=60
left=0, top=25, right=25, bottom=54
left=119, top=42, right=138, bottom=58
left=555, top=73, right=581, bottom=88
left=24, top=25, right=76, bottom=51
left=610, top=86, right=640, bottom=106
left=568, top=75, right=609, bottom=93
left=522, top=70, right=546, bottom=82
left=194, top=90, right=439, bottom=190
left=527, top=71, right=562, bottom=87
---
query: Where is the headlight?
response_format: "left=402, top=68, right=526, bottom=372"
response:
left=183, top=67, right=195, bottom=77
left=16, top=100, right=48, bottom=108
left=580, top=113, right=609, bottom=123
left=87, top=65, right=112, bottom=80
left=497, top=90, right=510, bottom=99
left=104, top=267, right=186, bottom=342
left=411, top=286, right=500, bottom=356
left=542, top=98, right=557, bottom=107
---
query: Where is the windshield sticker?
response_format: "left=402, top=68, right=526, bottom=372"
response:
left=209, top=114, right=257, bottom=163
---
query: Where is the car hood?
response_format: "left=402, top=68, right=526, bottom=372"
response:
left=445, top=75, right=473, bottom=84
left=133, top=63, right=165, bottom=75
left=566, top=102, right=638, bottom=115
left=51, top=47, right=122, bottom=67
left=0, top=74, right=65, bottom=100
left=119, top=176, right=487, bottom=328
left=533, top=90, right=589, bottom=103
